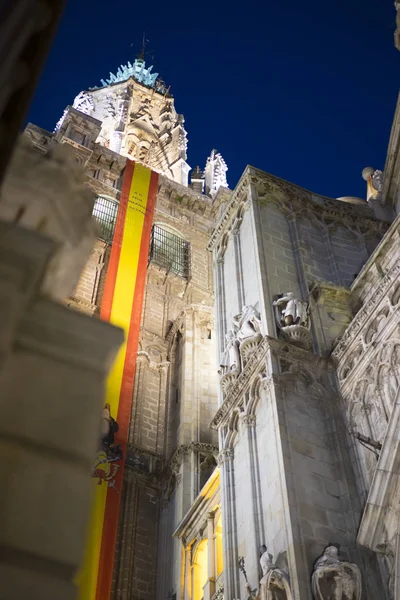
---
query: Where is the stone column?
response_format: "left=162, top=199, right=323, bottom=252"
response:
left=214, top=256, right=226, bottom=358
left=241, top=412, right=261, bottom=588
left=218, top=449, right=240, bottom=600
left=0, top=234, right=123, bottom=600
left=232, top=222, right=245, bottom=310
left=247, top=181, right=275, bottom=336
left=286, top=212, right=320, bottom=355
left=184, top=545, right=192, bottom=600
left=207, top=512, right=216, bottom=599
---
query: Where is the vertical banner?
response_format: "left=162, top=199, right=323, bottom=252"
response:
left=78, top=160, right=159, bottom=600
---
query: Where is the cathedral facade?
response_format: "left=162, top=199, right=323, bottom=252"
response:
left=22, top=50, right=400, bottom=600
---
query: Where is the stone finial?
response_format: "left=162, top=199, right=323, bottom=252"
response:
left=204, top=149, right=228, bottom=198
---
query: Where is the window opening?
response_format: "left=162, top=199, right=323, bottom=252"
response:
left=92, top=195, right=119, bottom=243
left=149, top=224, right=190, bottom=278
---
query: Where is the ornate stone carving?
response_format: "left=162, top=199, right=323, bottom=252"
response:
left=243, top=546, right=292, bottom=600
left=217, top=448, right=234, bottom=465
left=311, top=546, right=361, bottom=600
left=204, top=149, right=228, bottom=197
left=233, top=304, right=262, bottom=344
left=220, top=329, right=240, bottom=375
left=219, top=306, right=262, bottom=392
left=259, top=545, right=292, bottom=600
left=211, top=335, right=330, bottom=430
left=274, top=292, right=309, bottom=327
left=273, top=292, right=312, bottom=350
left=72, top=91, right=94, bottom=115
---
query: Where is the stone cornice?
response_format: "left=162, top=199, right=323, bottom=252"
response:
left=207, top=166, right=388, bottom=253
left=158, top=174, right=213, bottom=217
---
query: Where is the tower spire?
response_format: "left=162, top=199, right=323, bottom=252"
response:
left=137, top=32, right=147, bottom=61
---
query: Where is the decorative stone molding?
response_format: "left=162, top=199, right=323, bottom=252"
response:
left=217, top=449, right=234, bottom=465
left=239, top=413, right=257, bottom=427
left=208, top=167, right=388, bottom=254
left=136, top=351, right=170, bottom=373
left=280, top=324, right=312, bottom=350
left=211, top=336, right=330, bottom=430
left=169, top=442, right=219, bottom=476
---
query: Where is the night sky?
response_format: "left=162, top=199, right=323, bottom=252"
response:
left=27, top=0, right=399, bottom=199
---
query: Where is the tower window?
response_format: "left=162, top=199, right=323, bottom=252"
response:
left=92, top=195, right=119, bottom=243
left=149, top=224, right=190, bottom=278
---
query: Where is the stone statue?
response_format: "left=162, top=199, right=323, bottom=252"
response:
left=244, top=545, right=292, bottom=600
left=311, top=546, right=361, bottom=600
left=233, top=305, right=261, bottom=343
left=220, top=329, right=240, bottom=373
left=273, top=292, right=308, bottom=327
left=259, top=545, right=292, bottom=600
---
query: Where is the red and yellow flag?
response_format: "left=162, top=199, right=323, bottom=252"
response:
left=78, top=160, right=158, bottom=600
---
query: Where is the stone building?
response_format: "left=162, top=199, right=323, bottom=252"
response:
left=23, top=47, right=400, bottom=600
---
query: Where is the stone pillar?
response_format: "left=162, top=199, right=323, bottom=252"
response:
left=184, top=545, right=192, bottom=600
left=110, top=131, right=123, bottom=154
left=218, top=449, right=240, bottom=600
left=207, top=512, right=216, bottom=599
left=0, top=225, right=123, bottom=600
left=215, top=256, right=226, bottom=359
left=0, top=138, right=123, bottom=599
left=241, top=412, right=261, bottom=588
left=232, top=222, right=245, bottom=310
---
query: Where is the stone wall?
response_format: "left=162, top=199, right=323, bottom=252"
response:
left=209, top=167, right=388, bottom=600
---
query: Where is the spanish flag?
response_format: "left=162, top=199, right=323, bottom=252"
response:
left=78, top=160, right=158, bottom=600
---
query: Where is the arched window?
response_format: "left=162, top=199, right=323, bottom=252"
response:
left=149, top=223, right=190, bottom=278
left=92, top=195, right=119, bottom=243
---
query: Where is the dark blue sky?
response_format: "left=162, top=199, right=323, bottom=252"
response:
left=27, top=0, right=399, bottom=199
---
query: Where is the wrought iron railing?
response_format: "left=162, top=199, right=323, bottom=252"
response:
left=92, top=195, right=119, bottom=243
left=149, top=225, right=190, bottom=278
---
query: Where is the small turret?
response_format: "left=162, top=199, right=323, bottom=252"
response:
left=204, top=149, right=228, bottom=198
left=190, top=166, right=204, bottom=194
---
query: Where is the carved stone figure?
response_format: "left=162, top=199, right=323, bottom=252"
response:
left=233, top=305, right=261, bottom=343
left=220, top=329, right=240, bottom=373
left=311, top=546, right=361, bottom=600
left=244, top=546, right=292, bottom=600
left=259, top=545, right=292, bottom=600
left=273, top=292, right=308, bottom=327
